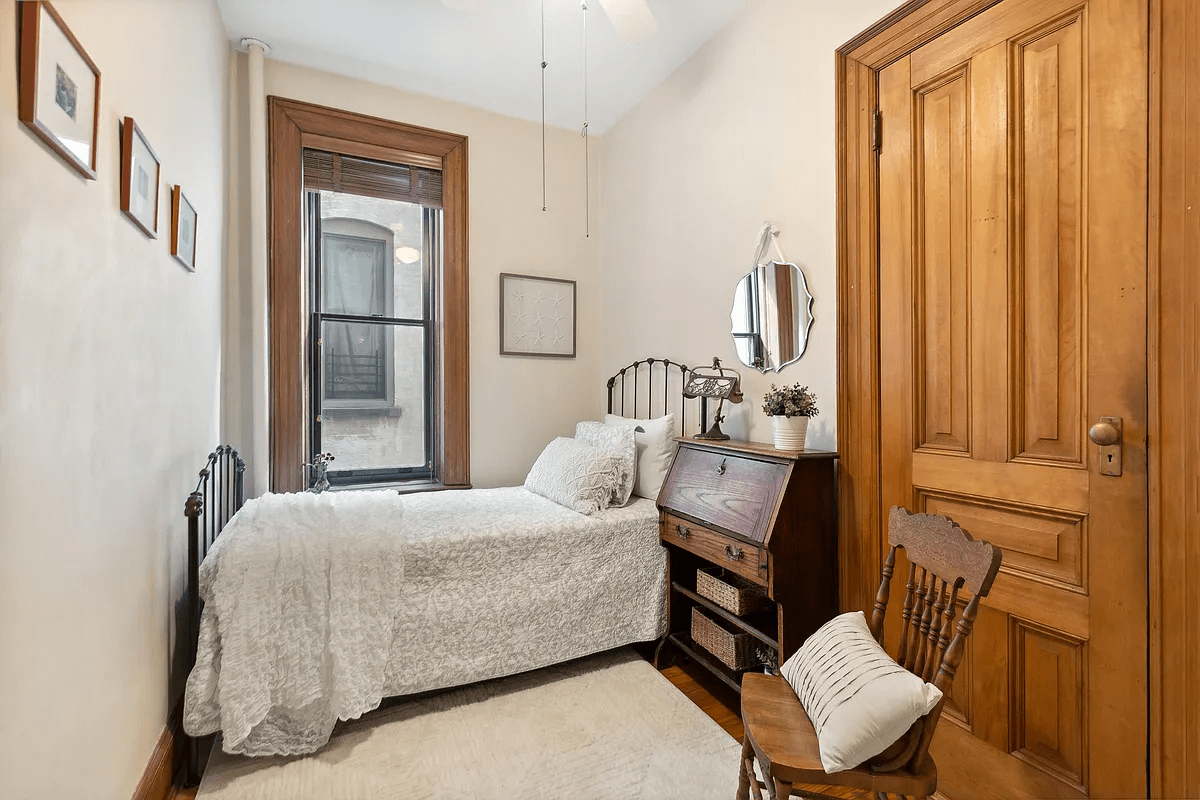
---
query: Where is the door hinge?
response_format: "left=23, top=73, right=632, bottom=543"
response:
left=871, top=108, right=883, bottom=153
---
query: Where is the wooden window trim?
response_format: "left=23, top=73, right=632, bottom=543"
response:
left=268, top=97, right=469, bottom=492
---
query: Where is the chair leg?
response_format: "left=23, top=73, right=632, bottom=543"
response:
left=734, top=734, right=763, bottom=800
left=736, top=736, right=749, bottom=800
left=737, top=735, right=755, bottom=800
left=771, top=777, right=792, bottom=799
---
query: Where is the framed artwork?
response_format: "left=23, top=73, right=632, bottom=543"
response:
left=120, top=117, right=160, bottom=237
left=171, top=186, right=197, bottom=271
left=499, top=273, right=576, bottom=358
left=17, top=1, right=101, bottom=179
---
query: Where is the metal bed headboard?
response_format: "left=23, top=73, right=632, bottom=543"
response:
left=182, top=444, right=245, bottom=784
left=606, top=357, right=707, bottom=437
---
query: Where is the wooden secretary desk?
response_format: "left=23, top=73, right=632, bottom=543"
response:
left=655, top=438, right=838, bottom=690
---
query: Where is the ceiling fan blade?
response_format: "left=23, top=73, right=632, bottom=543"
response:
left=598, top=0, right=657, bottom=43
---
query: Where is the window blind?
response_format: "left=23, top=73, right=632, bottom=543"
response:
left=303, top=149, right=443, bottom=208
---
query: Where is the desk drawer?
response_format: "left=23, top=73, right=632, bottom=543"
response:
left=661, top=513, right=767, bottom=586
left=658, top=446, right=788, bottom=543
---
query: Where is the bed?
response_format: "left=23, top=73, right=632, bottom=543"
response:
left=180, top=358, right=709, bottom=768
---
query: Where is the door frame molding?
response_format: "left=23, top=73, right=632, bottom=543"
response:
left=835, top=0, right=1186, bottom=795
left=1145, top=2, right=1199, bottom=797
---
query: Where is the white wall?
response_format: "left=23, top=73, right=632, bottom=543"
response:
left=599, top=0, right=901, bottom=449
left=0, top=1, right=229, bottom=798
left=224, top=58, right=602, bottom=489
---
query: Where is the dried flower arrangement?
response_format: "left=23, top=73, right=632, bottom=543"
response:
left=761, top=383, right=819, bottom=418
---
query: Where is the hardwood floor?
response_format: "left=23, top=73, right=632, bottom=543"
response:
left=659, top=660, right=745, bottom=741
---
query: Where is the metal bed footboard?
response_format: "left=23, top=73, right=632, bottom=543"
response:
left=182, top=445, right=245, bottom=786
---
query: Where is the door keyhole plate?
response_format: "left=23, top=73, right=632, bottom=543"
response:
left=1090, top=416, right=1123, bottom=477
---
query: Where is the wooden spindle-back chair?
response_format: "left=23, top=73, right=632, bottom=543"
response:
left=736, top=506, right=1003, bottom=800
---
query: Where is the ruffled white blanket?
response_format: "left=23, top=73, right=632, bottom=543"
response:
left=183, top=490, right=406, bottom=756
left=184, top=487, right=667, bottom=757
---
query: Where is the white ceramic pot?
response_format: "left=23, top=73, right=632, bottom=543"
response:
left=771, top=415, right=809, bottom=450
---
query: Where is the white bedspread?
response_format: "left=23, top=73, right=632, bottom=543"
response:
left=183, top=487, right=666, bottom=757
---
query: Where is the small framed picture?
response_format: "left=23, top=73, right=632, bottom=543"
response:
left=17, top=1, right=101, bottom=179
left=171, top=186, right=198, bottom=271
left=499, top=273, right=577, bottom=358
left=120, top=117, right=160, bottom=237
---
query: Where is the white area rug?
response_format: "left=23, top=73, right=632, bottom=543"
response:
left=197, top=647, right=744, bottom=799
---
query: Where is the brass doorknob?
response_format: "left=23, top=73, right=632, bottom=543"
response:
left=1088, top=421, right=1121, bottom=447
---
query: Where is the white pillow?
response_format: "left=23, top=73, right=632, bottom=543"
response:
left=603, top=413, right=676, bottom=499
left=524, top=437, right=622, bottom=515
left=779, top=611, right=943, bottom=773
left=575, top=421, right=637, bottom=506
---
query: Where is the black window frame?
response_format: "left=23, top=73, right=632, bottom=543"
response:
left=305, top=188, right=441, bottom=487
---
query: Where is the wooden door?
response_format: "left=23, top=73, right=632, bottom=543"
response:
left=877, top=0, right=1147, bottom=797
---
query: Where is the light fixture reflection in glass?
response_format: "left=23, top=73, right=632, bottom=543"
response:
left=395, top=246, right=420, bottom=264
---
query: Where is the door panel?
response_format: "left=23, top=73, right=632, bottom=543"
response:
left=878, top=0, right=1147, bottom=797
left=1010, top=618, right=1088, bottom=788
left=917, top=68, right=971, bottom=454
left=920, top=492, right=1085, bottom=590
left=1014, top=14, right=1085, bottom=465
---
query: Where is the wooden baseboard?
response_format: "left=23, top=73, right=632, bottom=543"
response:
left=130, top=703, right=183, bottom=800
left=129, top=725, right=175, bottom=800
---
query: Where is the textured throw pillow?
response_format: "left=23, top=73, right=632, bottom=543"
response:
left=575, top=421, right=637, bottom=506
left=779, top=611, right=943, bottom=773
left=524, top=437, right=622, bottom=515
left=603, top=413, right=676, bottom=499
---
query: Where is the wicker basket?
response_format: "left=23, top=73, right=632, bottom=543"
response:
left=691, top=607, right=762, bottom=671
left=695, top=566, right=770, bottom=616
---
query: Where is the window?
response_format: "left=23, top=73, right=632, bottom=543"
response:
left=305, top=167, right=440, bottom=485
left=321, top=230, right=392, bottom=404
left=268, top=98, right=469, bottom=492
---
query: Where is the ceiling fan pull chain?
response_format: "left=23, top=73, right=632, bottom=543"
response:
left=541, top=0, right=547, bottom=212
left=582, top=0, right=590, bottom=238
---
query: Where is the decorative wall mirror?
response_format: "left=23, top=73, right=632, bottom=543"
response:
left=730, top=259, right=815, bottom=373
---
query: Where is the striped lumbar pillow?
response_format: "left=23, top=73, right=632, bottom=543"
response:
left=779, top=610, right=943, bottom=773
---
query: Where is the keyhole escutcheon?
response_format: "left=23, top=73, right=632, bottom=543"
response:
left=1089, top=416, right=1123, bottom=477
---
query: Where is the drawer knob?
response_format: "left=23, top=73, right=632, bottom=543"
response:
left=675, top=524, right=691, bottom=540
left=716, top=458, right=727, bottom=475
left=725, top=544, right=744, bottom=561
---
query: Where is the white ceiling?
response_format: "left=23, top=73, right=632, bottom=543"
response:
left=215, top=0, right=747, bottom=134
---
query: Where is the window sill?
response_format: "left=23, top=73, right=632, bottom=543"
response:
left=322, top=406, right=403, bottom=419
left=329, top=480, right=471, bottom=495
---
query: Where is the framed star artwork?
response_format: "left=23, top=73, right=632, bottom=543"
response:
left=499, top=273, right=576, bottom=358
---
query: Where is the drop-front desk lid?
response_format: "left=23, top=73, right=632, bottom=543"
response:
left=656, top=438, right=837, bottom=544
